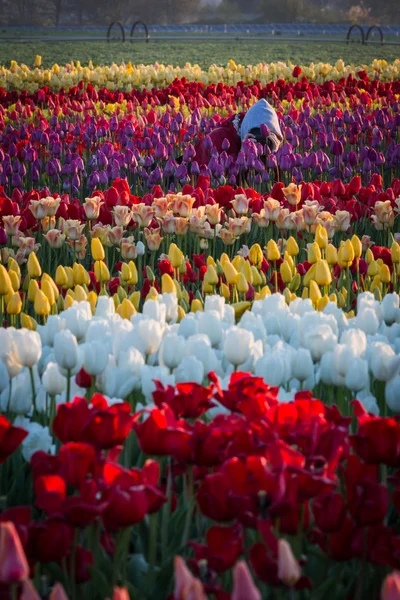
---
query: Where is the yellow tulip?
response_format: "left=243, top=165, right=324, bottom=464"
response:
left=329, top=293, right=338, bottom=304
left=0, top=265, right=12, bottom=296
left=203, top=279, right=214, bottom=294
left=43, top=274, right=59, bottom=301
left=87, top=290, right=98, bottom=314
left=220, top=282, right=230, bottom=299
left=338, top=240, right=355, bottom=268
left=365, top=248, right=374, bottom=264
left=260, top=285, right=271, bottom=298
left=326, top=244, right=338, bottom=265
left=283, top=252, right=295, bottom=272
left=161, top=274, right=176, bottom=295
left=373, top=287, right=382, bottom=302
left=7, top=292, right=22, bottom=315
left=315, top=260, right=332, bottom=287
left=337, top=292, right=345, bottom=308
left=286, top=236, right=299, bottom=257
left=232, top=301, right=251, bottom=319
left=266, top=240, right=280, bottom=262
left=94, top=260, right=110, bottom=283
left=317, top=295, right=330, bottom=312
left=113, top=294, right=120, bottom=310
left=380, top=264, right=391, bottom=284
left=177, top=305, right=185, bottom=322
left=91, top=238, right=105, bottom=261
left=74, top=285, right=87, bottom=302
left=42, top=280, right=56, bottom=306
left=117, top=298, right=136, bottom=319
left=289, top=273, right=301, bottom=292
left=64, top=267, right=74, bottom=289
left=346, top=310, right=355, bottom=319
left=120, top=263, right=132, bottom=283
left=168, top=243, right=184, bottom=269
left=206, top=264, right=218, bottom=285
left=237, top=273, right=249, bottom=294
left=249, top=243, right=263, bottom=267
left=7, top=257, right=21, bottom=278
left=303, top=263, right=317, bottom=287
left=34, top=290, right=50, bottom=316
left=173, top=280, right=182, bottom=301
left=28, top=279, right=39, bottom=303
left=206, top=256, right=216, bottom=268
left=309, top=281, right=322, bottom=306
left=27, top=252, right=41, bottom=279
left=302, top=287, right=309, bottom=300
left=128, top=261, right=138, bottom=286
left=130, top=291, right=140, bottom=310
left=315, top=225, right=328, bottom=250
left=232, top=255, right=243, bottom=271
left=191, top=299, right=203, bottom=313
left=55, top=265, right=68, bottom=287
left=391, top=242, right=400, bottom=264
left=219, top=253, right=230, bottom=266
left=145, top=287, right=159, bottom=302
left=283, top=288, right=292, bottom=305
left=223, top=262, right=239, bottom=285
left=280, top=261, right=293, bottom=284
left=307, top=242, right=322, bottom=264
left=351, top=235, right=362, bottom=259
left=367, top=260, right=379, bottom=277
left=251, top=266, right=262, bottom=287
left=20, top=312, right=37, bottom=330
left=8, top=270, right=20, bottom=292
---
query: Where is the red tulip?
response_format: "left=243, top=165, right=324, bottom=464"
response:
left=0, top=416, right=28, bottom=464
left=0, top=522, right=29, bottom=583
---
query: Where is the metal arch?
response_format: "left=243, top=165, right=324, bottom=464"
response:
left=107, top=21, right=125, bottom=43
left=130, top=21, right=150, bottom=43
left=346, top=24, right=365, bottom=45
left=366, top=25, right=384, bottom=45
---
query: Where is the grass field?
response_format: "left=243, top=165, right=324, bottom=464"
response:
left=0, top=39, right=399, bottom=68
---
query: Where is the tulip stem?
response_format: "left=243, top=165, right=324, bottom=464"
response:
left=146, top=513, right=158, bottom=590
left=181, top=465, right=194, bottom=547
left=29, top=366, right=37, bottom=416
left=161, top=461, right=172, bottom=564
left=11, top=584, right=17, bottom=600
left=66, top=369, right=71, bottom=403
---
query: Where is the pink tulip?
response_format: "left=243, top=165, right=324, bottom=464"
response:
left=381, top=571, right=400, bottom=599
left=277, top=539, right=301, bottom=587
left=111, top=588, right=130, bottom=600
left=173, top=556, right=207, bottom=600
left=0, top=522, right=29, bottom=583
left=49, top=583, right=70, bottom=600
left=21, top=579, right=41, bottom=600
left=232, top=561, right=261, bottom=600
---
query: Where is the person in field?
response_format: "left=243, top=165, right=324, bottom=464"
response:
left=194, top=98, right=283, bottom=178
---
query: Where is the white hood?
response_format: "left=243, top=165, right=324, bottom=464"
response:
left=239, top=99, right=283, bottom=151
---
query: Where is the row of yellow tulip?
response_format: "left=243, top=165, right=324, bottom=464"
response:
left=1, top=58, right=399, bottom=92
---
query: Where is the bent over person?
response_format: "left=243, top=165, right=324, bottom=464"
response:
left=194, top=98, right=283, bottom=179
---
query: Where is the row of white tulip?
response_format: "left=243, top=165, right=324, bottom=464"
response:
left=1, top=291, right=400, bottom=460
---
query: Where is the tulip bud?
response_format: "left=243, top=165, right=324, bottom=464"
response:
left=309, top=280, right=322, bottom=306
left=283, top=288, right=292, bottom=305
left=381, top=571, right=400, bottom=600
left=20, top=312, right=37, bottom=330
left=0, top=265, right=12, bottom=296
left=315, top=260, right=332, bottom=287
left=120, top=263, right=132, bottom=283
left=117, top=298, right=136, bottom=320
left=391, top=242, right=400, bottom=264
left=237, top=273, right=249, bottom=294
left=53, top=266, right=66, bottom=288
left=365, top=248, right=374, bottom=264
left=177, top=305, right=185, bottom=322
left=351, top=234, right=362, bottom=258
left=232, top=301, right=251, bottom=319
left=223, top=262, right=239, bottom=285
left=337, top=291, right=345, bottom=308
left=129, top=291, right=140, bottom=310
left=380, top=264, right=391, bottom=284
left=0, top=522, right=29, bottom=583
left=206, top=264, right=218, bottom=285
left=203, top=279, right=213, bottom=294
left=280, top=261, right=293, bottom=284
left=368, top=260, right=379, bottom=277
left=168, top=243, right=184, bottom=269
left=251, top=266, right=262, bottom=287
left=128, top=261, right=138, bottom=286
left=34, top=289, right=50, bottom=316
left=260, top=285, right=271, bottom=298
left=232, top=255, right=243, bottom=271
left=373, top=287, right=382, bottom=302
left=41, top=279, right=56, bottom=306
left=73, top=263, right=88, bottom=286
left=307, top=242, right=321, bottom=264
left=162, top=274, right=176, bottom=295
left=64, top=267, right=74, bottom=289
left=8, top=269, right=20, bottom=292
left=338, top=239, right=354, bottom=267
left=206, top=256, right=216, bottom=268
left=64, top=294, right=75, bottom=310
left=326, top=244, right=338, bottom=265
left=146, top=287, right=159, bottom=302
left=219, top=253, right=230, bottom=266
left=27, top=253, right=42, bottom=279
left=266, top=239, right=280, bottom=262
left=112, top=293, right=120, bottom=309
left=277, top=539, right=301, bottom=587
left=315, top=224, right=328, bottom=250
left=220, top=282, right=230, bottom=299
left=302, top=287, right=309, bottom=300
left=7, top=291, right=22, bottom=315
left=7, top=257, right=21, bottom=278
left=87, top=290, right=97, bottom=314
left=283, top=252, right=295, bottom=272
left=191, top=299, right=203, bottom=313
left=249, top=243, right=263, bottom=267
left=329, top=293, right=337, bottom=304
left=91, top=237, right=105, bottom=261
left=286, top=236, right=299, bottom=257
left=289, top=273, right=301, bottom=291
left=317, top=295, right=330, bottom=311
left=28, top=279, right=39, bottom=303
left=303, top=263, right=317, bottom=287
left=94, top=260, right=110, bottom=283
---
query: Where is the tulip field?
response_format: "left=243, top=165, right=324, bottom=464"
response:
left=1, top=50, right=400, bottom=600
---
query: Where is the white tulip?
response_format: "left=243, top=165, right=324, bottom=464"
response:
left=158, top=334, right=186, bottom=369
left=143, top=299, right=166, bottom=324
left=222, top=304, right=235, bottom=325
left=95, top=296, right=115, bottom=318
left=340, top=329, right=367, bottom=357
left=1, top=368, right=39, bottom=414
left=86, top=318, right=113, bottom=352
left=255, top=353, right=286, bottom=387
left=0, top=361, right=9, bottom=394
left=63, top=302, right=92, bottom=340
left=277, top=388, right=297, bottom=403
left=178, top=315, right=198, bottom=339
left=318, top=351, right=335, bottom=385
left=198, top=311, right=223, bottom=347
left=239, top=312, right=266, bottom=344
left=356, top=391, right=380, bottom=415
left=14, top=417, right=54, bottom=462
left=141, top=365, right=175, bottom=401
left=344, top=357, right=369, bottom=392
left=352, top=308, right=380, bottom=336
left=37, top=315, right=66, bottom=346
left=136, top=241, right=145, bottom=255
left=223, top=327, right=254, bottom=366
left=53, top=330, right=81, bottom=372
left=0, top=329, right=22, bottom=378
left=135, top=319, right=163, bottom=356
left=205, top=295, right=225, bottom=319
left=303, top=324, right=337, bottom=361
left=175, top=356, right=205, bottom=385
left=386, top=376, right=400, bottom=412
left=334, top=344, right=358, bottom=377
left=293, top=348, right=314, bottom=382
left=369, top=342, right=400, bottom=382
left=13, top=330, right=42, bottom=368
left=82, top=341, right=109, bottom=376
left=42, top=362, right=66, bottom=396
left=159, top=293, right=178, bottom=323
left=381, top=293, right=399, bottom=325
